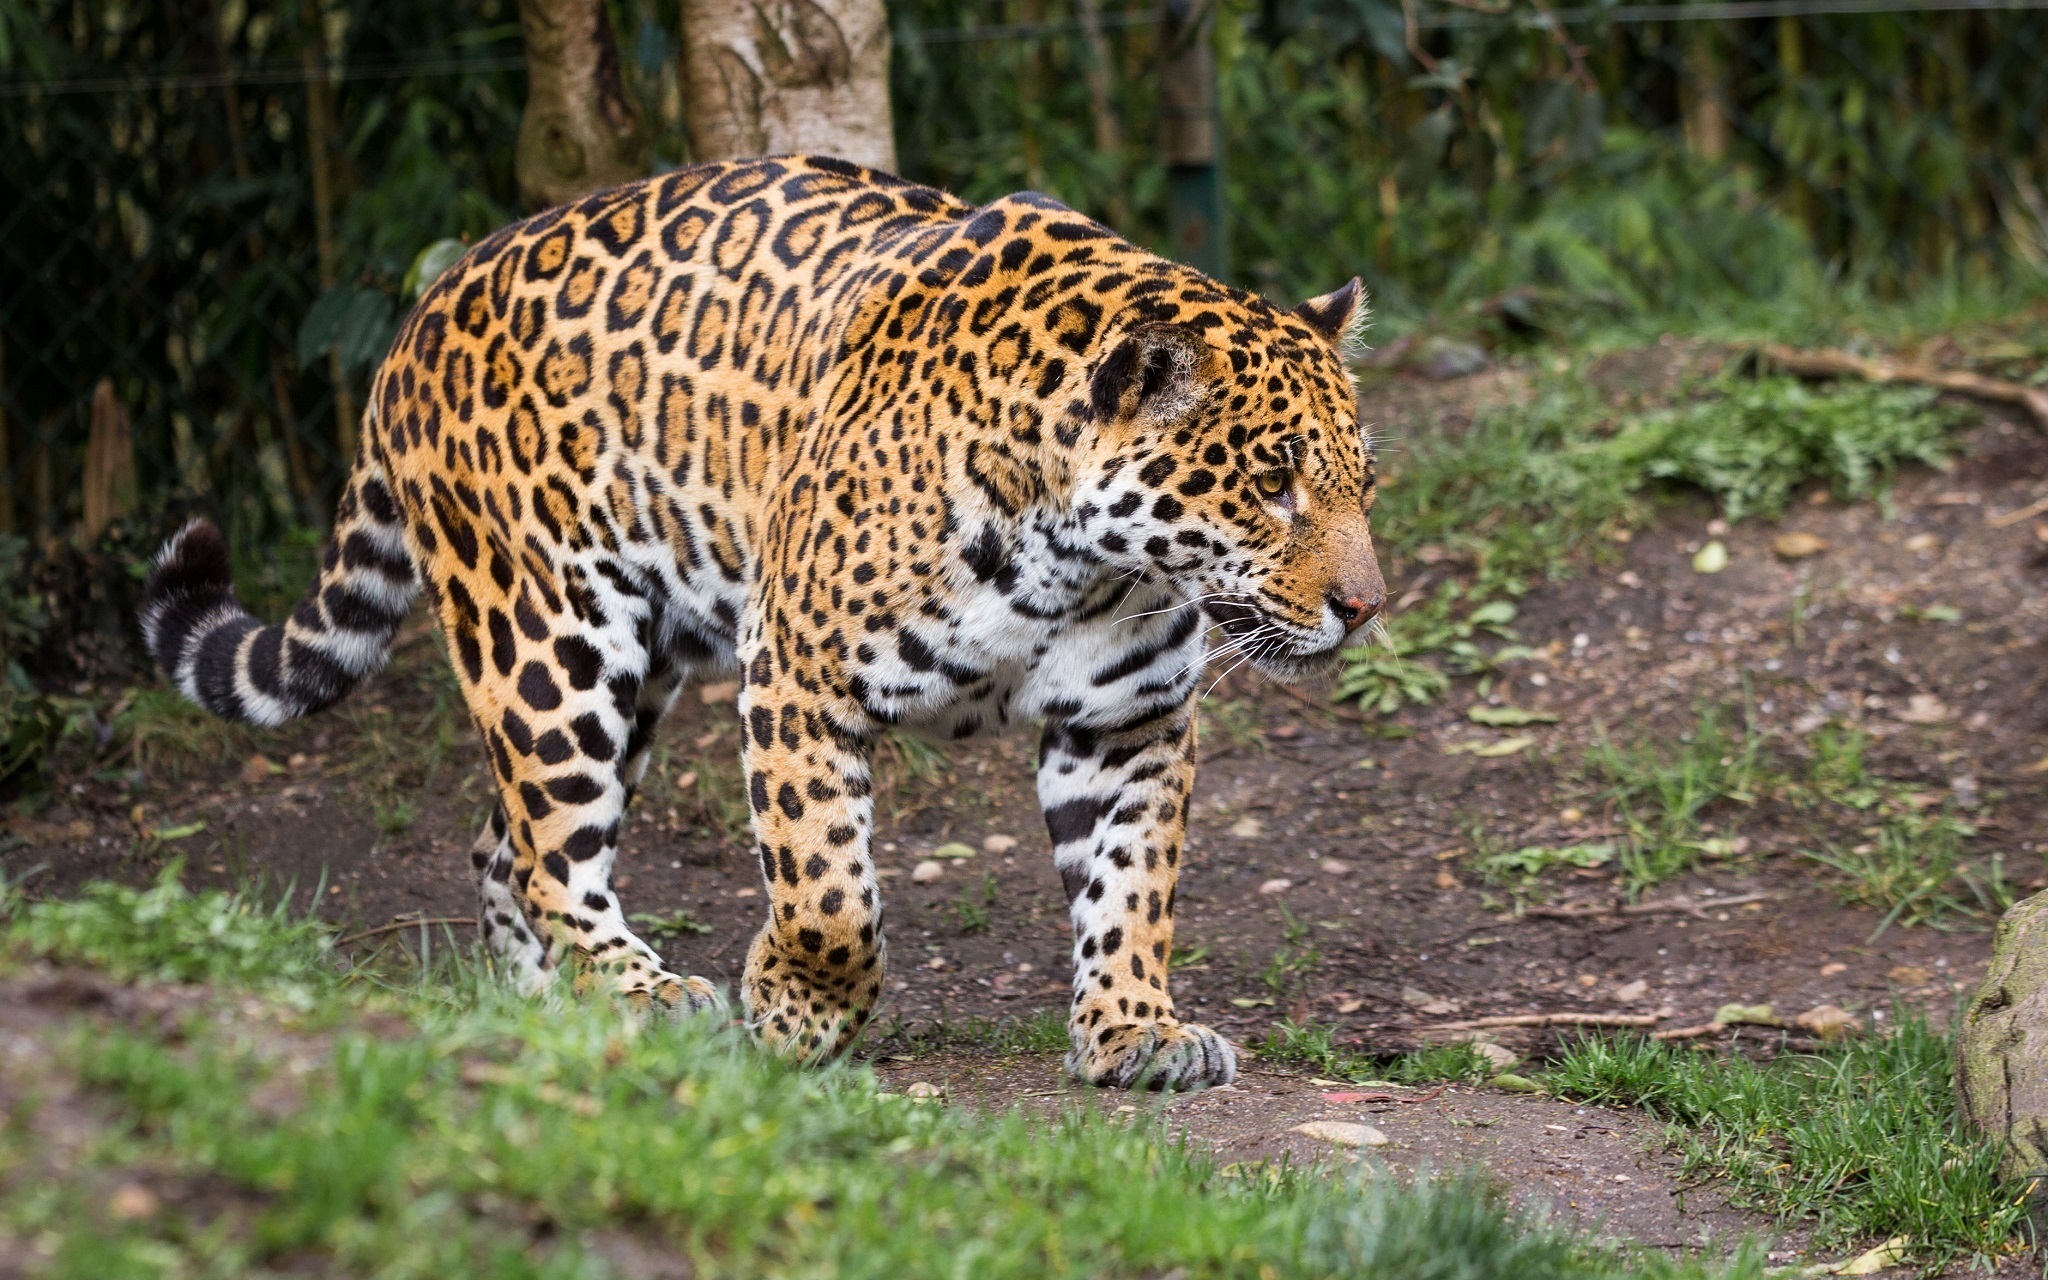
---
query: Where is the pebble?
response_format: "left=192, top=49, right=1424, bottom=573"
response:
left=1293, top=1121, right=1390, bottom=1148
left=1230, top=817, right=1265, bottom=839
left=911, top=860, right=944, bottom=883
left=983, top=834, right=1019, bottom=854
left=1258, top=878, right=1292, bottom=895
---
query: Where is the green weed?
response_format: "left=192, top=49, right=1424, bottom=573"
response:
left=114, top=686, right=256, bottom=781
left=1804, top=812, right=2005, bottom=938
left=1479, top=841, right=1616, bottom=893
left=628, top=909, right=713, bottom=942
left=1257, top=1021, right=1497, bottom=1087
left=948, top=875, right=996, bottom=935
left=1261, top=906, right=1322, bottom=996
left=1386, top=1041, right=1498, bottom=1086
left=1590, top=702, right=1765, bottom=892
left=1545, top=1018, right=2026, bottom=1270
left=1610, top=377, right=1965, bottom=522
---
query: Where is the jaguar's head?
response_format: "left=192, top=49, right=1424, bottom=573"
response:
left=1074, top=277, right=1383, bottom=684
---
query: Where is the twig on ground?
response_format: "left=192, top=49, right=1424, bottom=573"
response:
left=337, top=916, right=475, bottom=946
left=1651, top=1022, right=1729, bottom=1041
left=1417, top=1012, right=1664, bottom=1032
left=1988, top=492, right=2048, bottom=528
left=1760, top=342, right=2048, bottom=430
left=1520, top=890, right=1773, bottom=921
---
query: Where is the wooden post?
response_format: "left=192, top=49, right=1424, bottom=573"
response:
left=1158, top=0, right=1225, bottom=280
left=516, top=0, right=649, bottom=206
left=81, top=379, right=136, bottom=544
left=1681, top=24, right=1728, bottom=161
left=1076, top=0, right=1129, bottom=229
left=678, top=0, right=896, bottom=171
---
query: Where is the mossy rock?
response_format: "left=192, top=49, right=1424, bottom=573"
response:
left=1955, top=889, right=2048, bottom=1194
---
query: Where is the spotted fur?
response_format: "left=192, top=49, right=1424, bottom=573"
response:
left=142, top=156, right=1385, bottom=1088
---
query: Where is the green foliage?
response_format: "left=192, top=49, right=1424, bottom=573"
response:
left=1261, top=906, right=1322, bottom=995
left=1385, top=1040, right=1497, bottom=1086
left=1545, top=1018, right=2028, bottom=1269
left=1479, top=841, right=1615, bottom=891
left=1, top=864, right=335, bottom=991
left=628, top=909, right=713, bottom=942
left=1610, top=378, right=1966, bottom=521
left=1258, top=1020, right=1497, bottom=1086
left=1590, top=702, right=1765, bottom=892
left=1804, top=812, right=2007, bottom=938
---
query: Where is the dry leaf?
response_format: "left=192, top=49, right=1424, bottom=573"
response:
left=1712, top=1002, right=1782, bottom=1027
left=1887, top=964, right=1933, bottom=986
left=1773, top=531, right=1829, bottom=559
left=1793, top=1004, right=1861, bottom=1040
left=696, top=680, right=739, bottom=704
left=1895, top=694, right=1950, bottom=725
left=930, top=842, right=977, bottom=860
left=1230, top=817, right=1265, bottom=838
left=240, top=753, right=277, bottom=786
left=1831, top=1236, right=1909, bottom=1275
left=1820, top=962, right=1848, bottom=976
left=1692, top=540, right=1729, bottom=573
left=1292, top=1121, right=1390, bottom=1148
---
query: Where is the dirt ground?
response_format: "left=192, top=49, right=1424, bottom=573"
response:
left=9, top=340, right=2048, bottom=1266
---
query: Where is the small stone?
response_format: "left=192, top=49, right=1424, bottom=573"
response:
left=982, top=834, right=1019, bottom=854
left=1411, top=335, right=1490, bottom=380
left=1472, top=1042, right=1519, bottom=1071
left=1887, top=964, right=1934, bottom=986
left=1793, top=1004, right=1861, bottom=1040
left=1559, top=807, right=1585, bottom=824
left=1258, top=877, right=1292, bottom=895
left=108, top=1183, right=158, bottom=1220
left=1905, top=532, right=1938, bottom=553
left=696, top=680, right=739, bottom=704
left=1292, top=1120, right=1390, bottom=1148
left=1773, top=531, right=1828, bottom=559
left=911, top=860, right=944, bottom=883
left=240, top=753, right=276, bottom=786
left=1320, top=858, right=1351, bottom=876
left=1821, top=962, right=1849, bottom=976
left=1896, top=694, right=1950, bottom=725
left=1611, top=979, right=1649, bottom=1003
left=1434, top=870, right=1459, bottom=890
left=1692, top=540, right=1729, bottom=574
left=1230, top=817, right=1265, bottom=839
left=905, top=1080, right=947, bottom=1103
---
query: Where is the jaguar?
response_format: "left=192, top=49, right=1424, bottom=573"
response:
left=141, top=154, right=1385, bottom=1089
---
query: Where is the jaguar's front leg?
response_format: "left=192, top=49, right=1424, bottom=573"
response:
left=1039, top=698, right=1237, bottom=1089
left=735, top=650, right=885, bottom=1061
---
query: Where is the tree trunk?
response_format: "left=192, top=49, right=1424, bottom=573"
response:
left=1955, top=889, right=2048, bottom=1205
left=81, top=379, right=136, bottom=545
left=678, top=0, right=896, bottom=172
left=517, top=0, right=649, bottom=210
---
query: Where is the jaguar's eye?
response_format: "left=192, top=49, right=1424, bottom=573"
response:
left=1255, top=469, right=1290, bottom=499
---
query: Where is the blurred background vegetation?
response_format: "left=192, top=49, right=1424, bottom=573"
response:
left=0, top=0, right=2045, bottom=704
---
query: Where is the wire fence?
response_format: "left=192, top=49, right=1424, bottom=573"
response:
left=0, top=0, right=2044, bottom=653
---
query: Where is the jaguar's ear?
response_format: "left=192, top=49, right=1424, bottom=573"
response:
left=1088, top=323, right=1211, bottom=426
left=1292, top=277, right=1368, bottom=349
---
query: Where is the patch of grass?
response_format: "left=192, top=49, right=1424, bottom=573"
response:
left=0, top=863, right=335, bottom=992
left=1804, top=811, right=2007, bottom=938
left=1544, top=1017, right=2027, bottom=1272
left=1261, top=906, right=1321, bottom=996
left=1386, top=1041, right=1498, bottom=1086
left=113, top=685, right=257, bottom=781
left=1590, top=702, right=1765, bottom=892
left=0, top=883, right=1755, bottom=1279
left=874, top=1006, right=1072, bottom=1058
left=1478, top=841, right=1616, bottom=894
left=1804, top=719, right=1880, bottom=810
left=1199, top=698, right=1269, bottom=752
left=1257, top=1021, right=1497, bottom=1087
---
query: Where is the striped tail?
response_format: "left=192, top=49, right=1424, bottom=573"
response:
left=140, top=460, right=418, bottom=726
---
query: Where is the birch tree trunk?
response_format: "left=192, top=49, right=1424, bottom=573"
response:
left=516, top=0, right=649, bottom=210
left=678, top=0, right=896, bottom=172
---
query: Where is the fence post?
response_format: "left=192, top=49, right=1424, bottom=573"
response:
left=1158, top=0, right=1226, bottom=280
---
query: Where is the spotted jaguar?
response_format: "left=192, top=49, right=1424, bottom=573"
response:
left=141, top=154, right=1385, bottom=1089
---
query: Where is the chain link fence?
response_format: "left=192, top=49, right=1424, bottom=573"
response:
left=1, top=0, right=2045, bottom=681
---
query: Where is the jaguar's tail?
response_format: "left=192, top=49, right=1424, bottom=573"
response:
left=140, top=455, right=418, bottom=726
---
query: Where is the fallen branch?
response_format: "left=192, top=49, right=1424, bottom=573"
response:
left=1650, top=1022, right=1728, bottom=1041
left=1418, top=1012, right=1663, bottom=1032
left=1988, top=492, right=2048, bottom=529
left=1760, top=342, right=2048, bottom=430
left=337, top=916, right=476, bottom=946
left=1520, top=890, right=1773, bottom=921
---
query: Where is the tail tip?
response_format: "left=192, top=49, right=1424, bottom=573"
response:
left=141, top=519, right=236, bottom=670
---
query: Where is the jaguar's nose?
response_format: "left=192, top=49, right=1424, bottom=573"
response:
left=1327, top=591, right=1383, bottom=631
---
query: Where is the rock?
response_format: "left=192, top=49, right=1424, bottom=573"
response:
left=1692, top=540, right=1729, bottom=574
left=1895, top=694, right=1950, bottom=724
left=108, top=1182, right=159, bottom=1219
left=240, top=753, right=276, bottom=786
left=930, top=842, right=977, bottom=860
left=1887, top=964, right=1934, bottom=986
left=1230, top=817, right=1265, bottom=839
left=982, top=834, right=1019, bottom=854
left=1434, top=870, right=1459, bottom=889
left=1611, top=979, right=1649, bottom=1003
left=1471, top=1042, right=1519, bottom=1071
left=1793, top=1004, right=1861, bottom=1040
left=1956, top=889, right=2048, bottom=1182
left=1820, top=962, right=1848, bottom=976
left=1320, top=858, right=1351, bottom=876
left=910, top=860, right=944, bottom=883
left=1773, top=531, right=1828, bottom=559
left=696, top=680, right=739, bottom=704
left=1292, top=1120, right=1390, bottom=1148
left=905, top=1080, right=947, bottom=1103
left=1411, top=336, right=1490, bottom=380
left=1258, top=877, right=1292, bottom=895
